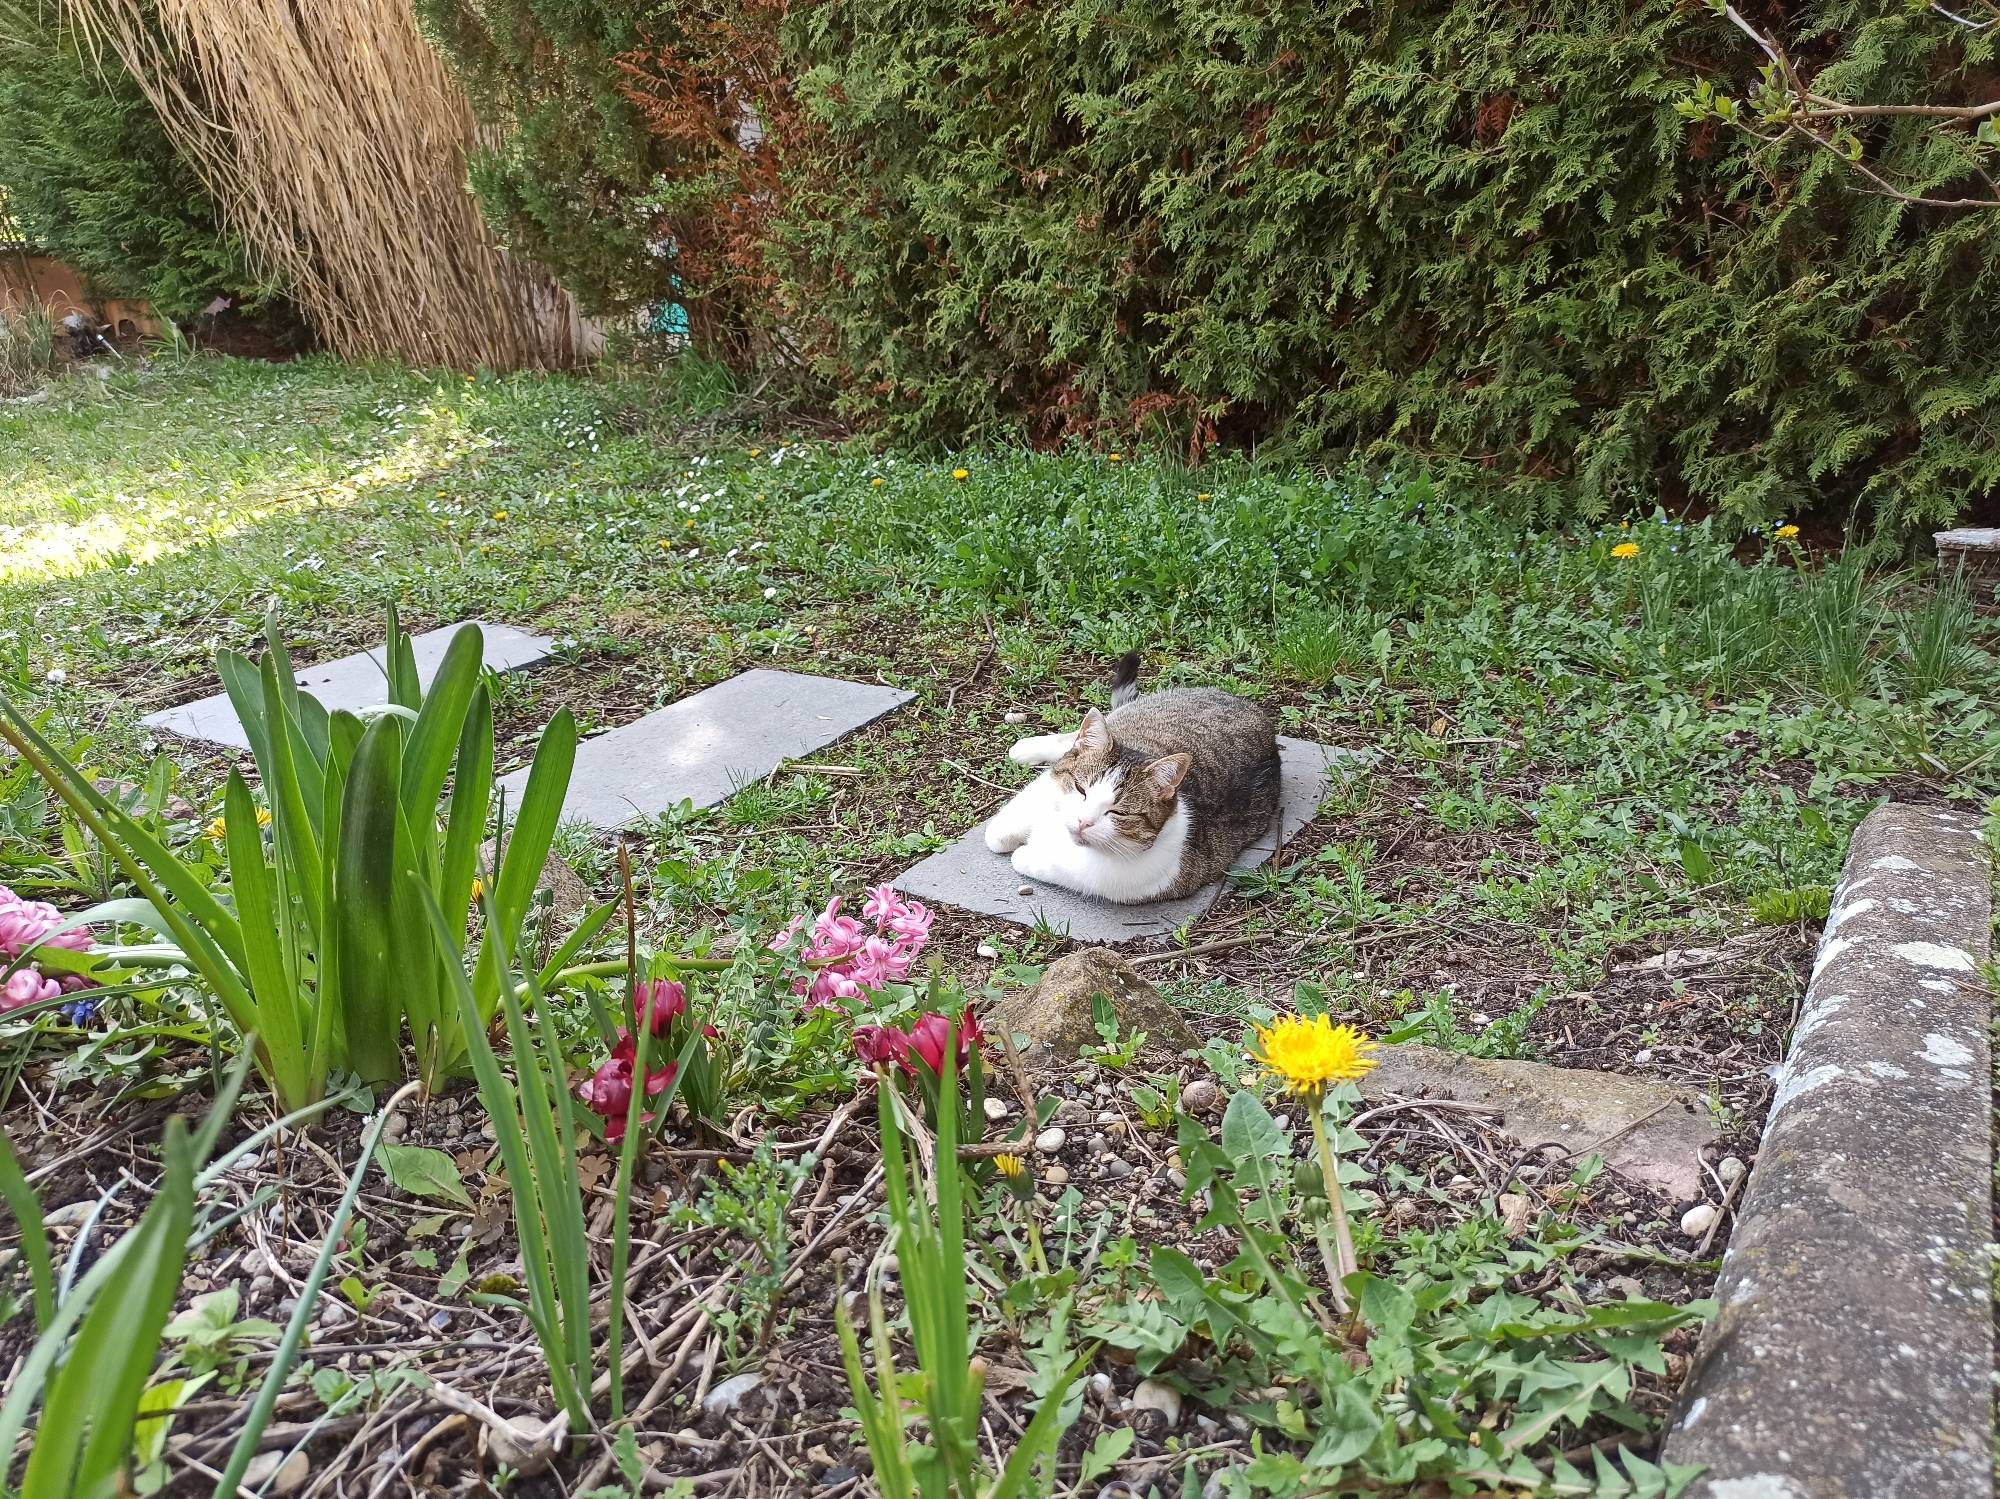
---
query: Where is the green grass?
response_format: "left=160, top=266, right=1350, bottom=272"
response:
left=4, top=351, right=1999, bottom=1048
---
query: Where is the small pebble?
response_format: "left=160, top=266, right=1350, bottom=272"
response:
left=983, top=1097, right=1008, bottom=1122
left=1043, top=1164, right=1069, bottom=1186
left=975, top=943, right=999, bottom=960
left=1633, top=1048, right=1655, bottom=1065
left=1016, top=884, right=1034, bottom=896
left=1680, top=1202, right=1719, bottom=1238
left=1034, top=1127, right=1067, bottom=1153
left=428, top=1309, right=452, bottom=1333
left=1088, top=1372, right=1114, bottom=1403
left=1132, top=1378, right=1182, bottom=1427
left=1717, top=1155, right=1747, bottom=1185
left=1167, top=1169, right=1187, bottom=1191
left=243, top=1450, right=310, bottom=1495
left=382, top=1113, right=409, bottom=1141
left=703, top=1372, right=765, bottom=1418
left=1005, top=711, right=1028, bottom=724
left=1099, top=1157, right=1134, bottom=1181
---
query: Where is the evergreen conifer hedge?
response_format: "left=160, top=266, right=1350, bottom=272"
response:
left=756, top=0, right=1998, bottom=530
left=0, top=1, right=272, bottom=322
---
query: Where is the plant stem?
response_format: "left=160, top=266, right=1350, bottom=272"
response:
left=1308, top=1096, right=1357, bottom=1312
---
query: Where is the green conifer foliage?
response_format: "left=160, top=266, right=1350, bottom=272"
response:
left=762, top=0, right=1997, bottom=530
left=0, top=1, right=273, bottom=322
left=411, top=0, right=674, bottom=315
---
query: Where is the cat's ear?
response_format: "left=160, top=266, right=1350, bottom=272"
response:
left=1075, top=707, right=1112, bottom=756
left=1142, top=753, right=1190, bottom=801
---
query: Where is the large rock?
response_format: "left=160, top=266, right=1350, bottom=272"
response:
left=1360, top=1044, right=1721, bottom=1201
left=1662, top=804, right=1994, bottom=1499
left=985, top=948, right=1197, bottom=1065
left=477, top=843, right=595, bottom=929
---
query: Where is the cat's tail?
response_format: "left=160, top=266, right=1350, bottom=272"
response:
left=1108, top=651, right=1142, bottom=708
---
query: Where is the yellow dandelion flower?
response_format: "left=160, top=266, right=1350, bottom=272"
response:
left=952, top=468, right=970, bottom=481
left=204, top=816, right=227, bottom=843
left=493, top=510, right=509, bottom=522
left=470, top=876, right=486, bottom=901
left=748, top=447, right=762, bottom=458
left=1197, top=492, right=1212, bottom=502
left=871, top=477, right=885, bottom=487
left=255, top=807, right=272, bottom=827
left=1108, top=452, right=1123, bottom=462
left=1610, top=541, right=1640, bottom=559
left=994, top=1152, right=1029, bottom=1181
left=1775, top=524, right=1800, bottom=540
left=1253, top=1015, right=1378, bottom=1097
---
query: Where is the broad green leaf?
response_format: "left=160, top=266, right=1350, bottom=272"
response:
left=1220, top=1088, right=1287, bottom=1163
left=0, top=1129, right=53, bottom=1332
left=376, top=1144, right=473, bottom=1208
left=226, top=772, right=310, bottom=1109
left=401, top=624, right=483, bottom=819
left=333, top=717, right=405, bottom=1085
left=21, top=1120, right=194, bottom=1499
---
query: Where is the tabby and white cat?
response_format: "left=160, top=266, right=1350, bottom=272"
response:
left=984, top=655, right=1281, bottom=904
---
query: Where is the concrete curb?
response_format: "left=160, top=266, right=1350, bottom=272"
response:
left=1662, top=802, right=1994, bottom=1499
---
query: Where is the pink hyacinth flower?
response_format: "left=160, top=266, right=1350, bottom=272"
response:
left=848, top=935, right=913, bottom=991
left=883, top=899, right=933, bottom=945
left=1, top=967, right=63, bottom=1012
left=805, top=967, right=863, bottom=1012
left=810, top=899, right=866, bottom=956
left=0, top=886, right=92, bottom=960
left=862, top=883, right=900, bottom=925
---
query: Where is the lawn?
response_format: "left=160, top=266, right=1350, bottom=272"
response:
left=3, top=353, right=1998, bottom=1495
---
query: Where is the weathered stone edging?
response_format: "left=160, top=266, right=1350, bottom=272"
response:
left=1662, top=802, right=1994, bottom=1499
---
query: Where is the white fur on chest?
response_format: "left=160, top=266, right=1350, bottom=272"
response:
left=983, top=769, right=1192, bottom=903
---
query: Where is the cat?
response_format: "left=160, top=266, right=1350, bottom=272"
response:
left=984, top=654, right=1282, bottom=903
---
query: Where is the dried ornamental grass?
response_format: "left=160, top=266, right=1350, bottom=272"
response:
left=67, top=0, right=585, bottom=369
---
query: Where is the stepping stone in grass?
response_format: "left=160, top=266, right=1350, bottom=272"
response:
left=894, top=738, right=1365, bottom=944
left=500, top=668, right=913, bottom=830
left=143, top=622, right=558, bottom=751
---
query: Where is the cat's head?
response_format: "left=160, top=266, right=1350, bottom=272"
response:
left=1049, top=708, right=1189, bottom=851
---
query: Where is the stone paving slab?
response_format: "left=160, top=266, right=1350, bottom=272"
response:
left=894, top=738, right=1362, bottom=943
left=1360, top=1043, right=1720, bottom=1200
left=501, top=669, right=913, bottom=829
left=1662, top=802, right=1994, bottom=1499
left=143, top=622, right=557, bottom=750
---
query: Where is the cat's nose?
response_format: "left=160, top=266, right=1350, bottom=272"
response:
left=1070, top=818, right=1095, bottom=843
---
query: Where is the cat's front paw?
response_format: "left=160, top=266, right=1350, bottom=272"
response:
left=1010, top=844, right=1060, bottom=883
left=984, top=818, right=1028, bottom=854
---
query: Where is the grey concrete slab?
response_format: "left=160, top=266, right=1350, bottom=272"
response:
left=1662, top=803, right=1994, bottom=1499
left=144, top=622, right=557, bottom=750
left=503, top=668, right=912, bottom=829
left=894, top=738, right=1363, bottom=943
